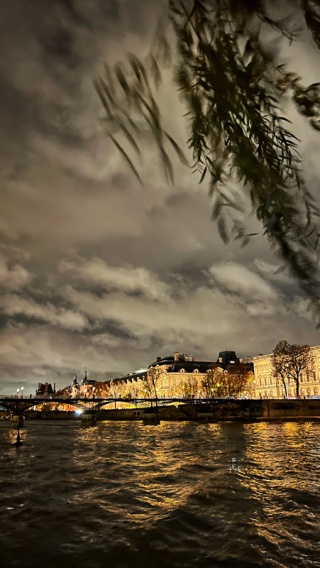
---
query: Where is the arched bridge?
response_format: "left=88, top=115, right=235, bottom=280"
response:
left=0, top=395, right=206, bottom=415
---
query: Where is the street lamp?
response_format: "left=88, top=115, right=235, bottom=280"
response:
left=21, top=387, right=24, bottom=399
left=17, top=388, right=20, bottom=398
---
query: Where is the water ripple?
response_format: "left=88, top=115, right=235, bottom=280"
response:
left=1, top=421, right=320, bottom=567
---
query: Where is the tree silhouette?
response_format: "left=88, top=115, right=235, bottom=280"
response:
left=145, top=366, right=164, bottom=405
left=95, top=1, right=320, bottom=322
left=272, top=339, right=315, bottom=397
left=272, top=339, right=290, bottom=398
left=202, top=364, right=224, bottom=397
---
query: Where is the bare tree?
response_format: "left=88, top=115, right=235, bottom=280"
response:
left=272, top=340, right=315, bottom=397
left=145, top=366, right=165, bottom=406
left=287, top=343, right=315, bottom=397
left=272, top=340, right=290, bottom=398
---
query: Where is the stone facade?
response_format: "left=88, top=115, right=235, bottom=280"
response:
left=253, top=345, right=320, bottom=399
left=112, top=351, right=254, bottom=399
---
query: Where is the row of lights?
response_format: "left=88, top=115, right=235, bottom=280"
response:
left=16, top=387, right=24, bottom=398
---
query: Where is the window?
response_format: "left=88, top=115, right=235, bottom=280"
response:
left=269, top=376, right=273, bottom=385
left=264, top=376, right=267, bottom=386
left=314, top=388, right=318, bottom=395
left=180, top=368, right=185, bottom=373
left=259, top=377, right=262, bottom=386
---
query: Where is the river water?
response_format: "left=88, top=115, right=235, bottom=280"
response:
left=1, top=420, right=320, bottom=568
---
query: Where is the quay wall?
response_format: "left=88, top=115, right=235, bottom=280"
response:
left=26, top=410, right=80, bottom=420
left=16, top=399, right=320, bottom=422
left=98, top=400, right=320, bottom=422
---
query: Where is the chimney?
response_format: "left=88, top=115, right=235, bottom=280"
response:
left=247, top=356, right=251, bottom=364
left=239, top=358, right=243, bottom=363
left=157, top=356, right=161, bottom=362
left=219, top=357, right=222, bottom=363
left=38, top=383, right=41, bottom=391
left=184, top=355, right=188, bottom=362
left=192, top=356, right=195, bottom=362
left=174, top=351, right=179, bottom=361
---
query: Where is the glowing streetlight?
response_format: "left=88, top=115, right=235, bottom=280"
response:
left=21, top=387, right=24, bottom=399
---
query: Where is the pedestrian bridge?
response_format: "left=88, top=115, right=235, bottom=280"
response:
left=0, top=395, right=200, bottom=415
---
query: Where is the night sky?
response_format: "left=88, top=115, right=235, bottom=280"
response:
left=1, top=0, right=320, bottom=395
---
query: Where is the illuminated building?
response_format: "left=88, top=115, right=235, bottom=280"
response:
left=70, top=370, right=96, bottom=397
left=253, top=345, right=320, bottom=398
left=112, top=351, right=254, bottom=399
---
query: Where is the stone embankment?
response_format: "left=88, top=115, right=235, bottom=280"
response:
left=22, top=399, right=320, bottom=422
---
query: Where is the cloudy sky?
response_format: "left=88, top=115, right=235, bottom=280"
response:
left=1, top=0, right=320, bottom=395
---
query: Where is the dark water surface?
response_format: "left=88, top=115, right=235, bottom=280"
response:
left=1, top=420, right=320, bottom=568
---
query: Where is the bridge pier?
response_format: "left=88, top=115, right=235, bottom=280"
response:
left=143, top=409, right=160, bottom=426
left=12, top=415, right=24, bottom=429
left=81, top=412, right=96, bottom=427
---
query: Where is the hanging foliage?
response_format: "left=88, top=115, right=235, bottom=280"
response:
left=95, top=1, right=320, bottom=323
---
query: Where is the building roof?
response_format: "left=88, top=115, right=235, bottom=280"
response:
left=148, top=351, right=253, bottom=373
left=110, top=350, right=253, bottom=384
left=36, top=383, right=54, bottom=395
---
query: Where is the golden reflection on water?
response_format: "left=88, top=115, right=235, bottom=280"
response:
left=2, top=420, right=320, bottom=568
left=70, top=421, right=227, bottom=526
left=239, top=422, right=320, bottom=564
left=8, top=426, right=26, bottom=445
